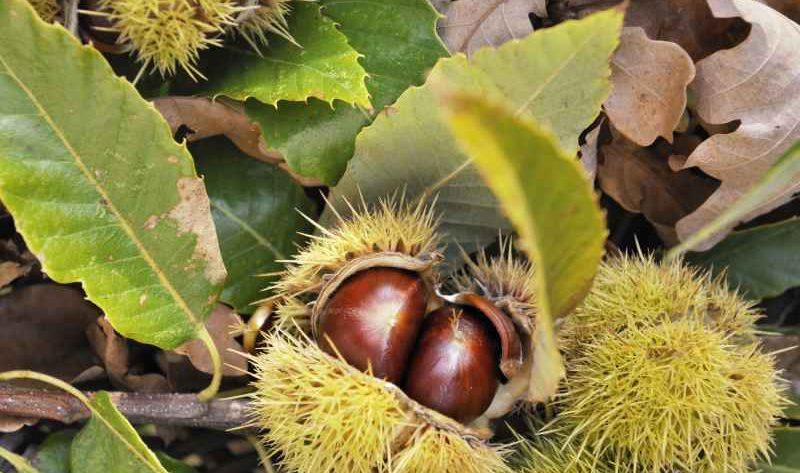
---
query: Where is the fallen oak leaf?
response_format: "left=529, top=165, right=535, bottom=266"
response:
left=676, top=0, right=800, bottom=249
left=605, top=27, right=695, bottom=146
left=438, top=0, right=545, bottom=56
left=624, top=0, right=749, bottom=61
left=579, top=117, right=605, bottom=181
left=598, top=127, right=718, bottom=244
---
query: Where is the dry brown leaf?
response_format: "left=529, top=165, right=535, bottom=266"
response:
left=676, top=0, right=800, bottom=249
left=598, top=128, right=718, bottom=244
left=438, top=0, right=544, bottom=56
left=624, top=0, right=748, bottom=61
left=153, top=96, right=278, bottom=162
left=174, top=304, right=247, bottom=377
left=580, top=118, right=604, bottom=181
left=0, top=285, right=101, bottom=381
left=605, top=27, right=695, bottom=146
left=154, top=96, right=323, bottom=187
left=86, top=318, right=170, bottom=392
left=759, top=334, right=800, bottom=396
left=756, top=0, right=800, bottom=22
left=0, top=261, right=27, bottom=288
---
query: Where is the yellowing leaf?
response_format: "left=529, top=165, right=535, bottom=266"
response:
left=325, top=10, right=622, bottom=264
left=0, top=0, right=226, bottom=398
left=676, top=0, right=800, bottom=249
left=0, top=446, right=41, bottom=473
left=668, top=141, right=800, bottom=257
left=605, top=27, right=695, bottom=146
left=443, top=93, right=606, bottom=402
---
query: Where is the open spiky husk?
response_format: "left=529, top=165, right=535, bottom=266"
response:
left=559, top=254, right=760, bottom=356
left=512, top=430, right=616, bottom=473
left=250, top=330, right=509, bottom=473
left=452, top=237, right=537, bottom=332
left=391, top=427, right=512, bottom=473
left=448, top=237, right=540, bottom=418
left=272, top=197, right=439, bottom=299
left=555, top=318, right=785, bottom=473
left=265, top=197, right=440, bottom=336
left=28, top=0, right=59, bottom=22
left=97, top=0, right=236, bottom=79
left=551, top=256, right=785, bottom=472
left=232, top=0, right=293, bottom=51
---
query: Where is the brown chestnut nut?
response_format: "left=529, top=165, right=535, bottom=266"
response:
left=318, top=267, right=428, bottom=384
left=403, top=305, right=500, bottom=424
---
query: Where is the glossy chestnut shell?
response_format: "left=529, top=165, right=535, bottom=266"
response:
left=403, top=305, right=500, bottom=423
left=317, top=267, right=428, bottom=384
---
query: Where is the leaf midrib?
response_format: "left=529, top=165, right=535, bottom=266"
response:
left=0, top=52, right=202, bottom=330
left=213, top=201, right=286, bottom=259
left=415, top=26, right=604, bottom=198
left=87, top=398, right=168, bottom=473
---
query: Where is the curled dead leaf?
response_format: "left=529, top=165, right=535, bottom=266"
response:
left=605, top=27, right=695, bottom=146
left=438, top=0, right=544, bottom=56
left=0, top=261, right=28, bottom=289
left=580, top=118, right=604, bottom=181
left=174, top=304, right=247, bottom=377
left=677, top=0, right=800, bottom=249
left=624, top=0, right=749, bottom=60
left=154, top=97, right=277, bottom=162
left=153, top=96, right=323, bottom=187
left=0, top=285, right=101, bottom=381
left=598, top=127, right=718, bottom=244
left=86, top=318, right=170, bottom=392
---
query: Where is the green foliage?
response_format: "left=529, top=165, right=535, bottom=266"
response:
left=0, top=0, right=226, bottom=397
left=0, top=371, right=173, bottom=473
left=668, top=141, right=800, bottom=258
left=323, top=10, right=623, bottom=264
left=154, top=453, right=199, bottom=473
left=202, top=2, right=369, bottom=107
left=444, top=93, right=605, bottom=401
left=687, top=219, right=800, bottom=300
left=192, top=137, right=314, bottom=313
left=246, top=0, right=448, bottom=184
left=71, top=392, right=168, bottom=472
left=758, top=428, right=800, bottom=472
left=35, top=431, right=75, bottom=473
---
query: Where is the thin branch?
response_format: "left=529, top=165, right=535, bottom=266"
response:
left=0, top=386, right=253, bottom=432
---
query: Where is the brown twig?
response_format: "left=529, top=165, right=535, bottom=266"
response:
left=0, top=386, right=253, bottom=432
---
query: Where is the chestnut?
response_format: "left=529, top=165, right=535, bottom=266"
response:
left=403, top=305, right=500, bottom=423
left=317, top=267, right=428, bottom=384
